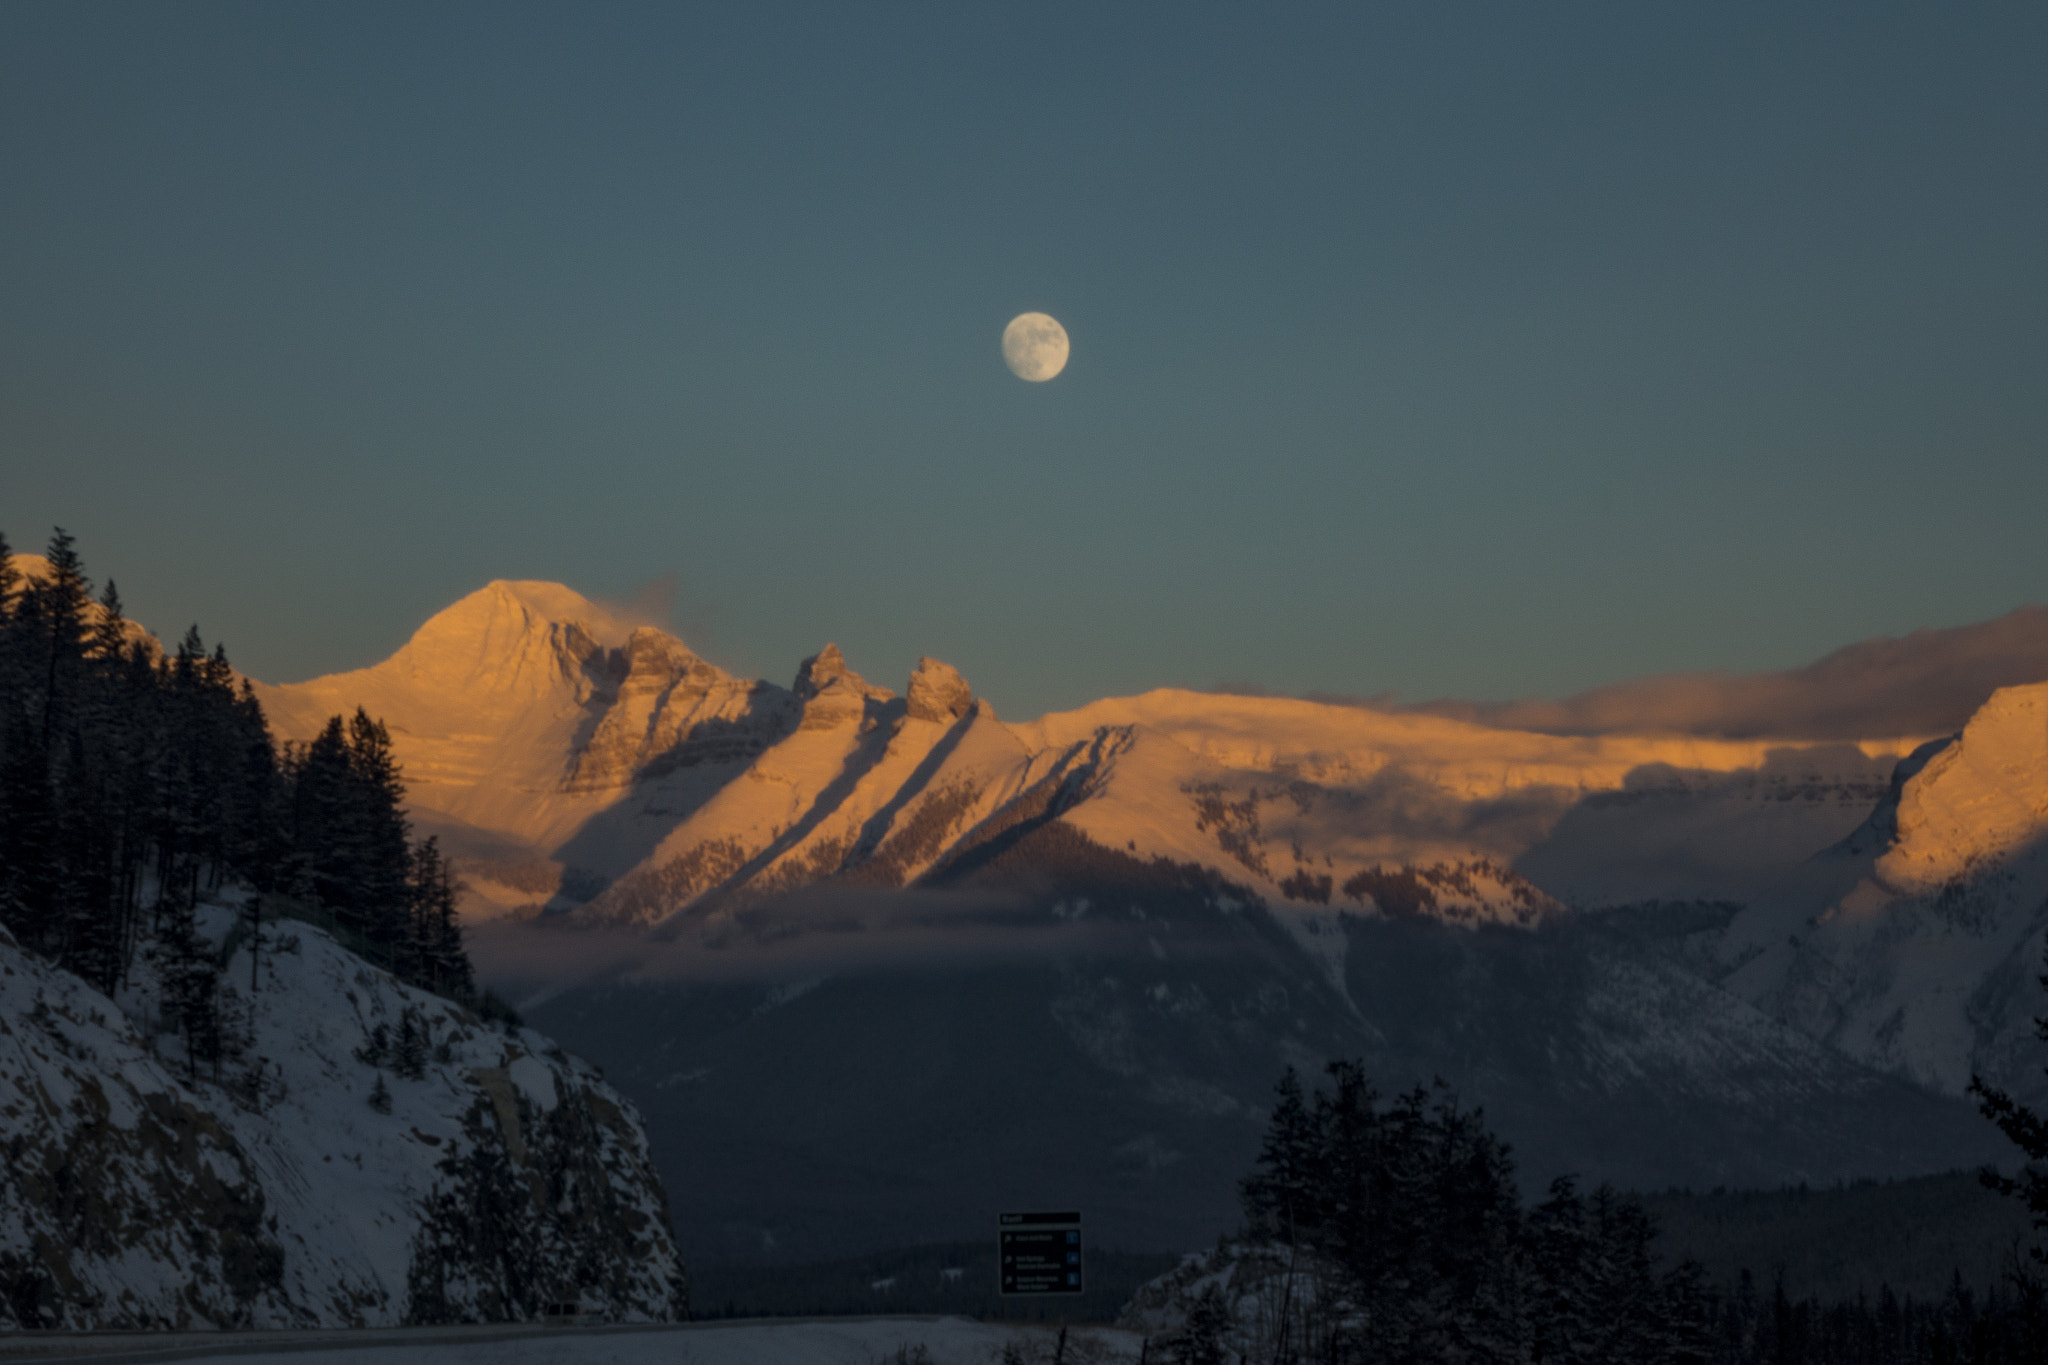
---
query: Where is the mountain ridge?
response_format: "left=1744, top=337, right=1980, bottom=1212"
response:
left=252, top=580, right=1937, bottom=939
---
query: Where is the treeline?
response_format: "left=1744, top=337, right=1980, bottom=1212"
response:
left=1704, top=1270, right=2047, bottom=1365
left=1189, top=1062, right=2048, bottom=1365
left=1644, top=1172, right=2032, bottom=1304
left=0, top=528, right=477, bottom=1071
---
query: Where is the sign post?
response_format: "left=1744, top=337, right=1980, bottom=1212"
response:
left=999, top=1211, right=1083, bottom=1296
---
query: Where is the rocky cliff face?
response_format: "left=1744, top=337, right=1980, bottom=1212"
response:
left=906, top=657, right=975, bottom=725
left=792, top=643, right=895, bottom=731
left=0, top=905, right=688, bottom=1329
left=564, top=628, right=770, bottom=793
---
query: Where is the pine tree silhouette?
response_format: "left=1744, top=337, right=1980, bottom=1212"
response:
left=347, top=709, right=410, bottom=949
left=0, top=714, right=57, bottom=953
left=1970, top=936, right=2048, bottom=1267
left=0, top=528, right=17, bottom=610
left=407, top=837, right=472, bottom=999
left=158, top=886, right=221, bottom=1080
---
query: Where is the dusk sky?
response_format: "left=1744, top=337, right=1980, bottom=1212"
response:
left=4, top=3, right=2045, bottom=719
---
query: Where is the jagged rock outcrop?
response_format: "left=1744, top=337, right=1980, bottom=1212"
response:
left=906, top=656, right=975, bottom=724
left=564, top=628, right=772, bottom=792
left=792, top=643, right=894, bottom=730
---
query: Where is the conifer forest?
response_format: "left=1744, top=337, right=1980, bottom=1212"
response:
left=1160, top=1062, right=2048, bottom=1365
left=0, top=527, right=482, bottom=1078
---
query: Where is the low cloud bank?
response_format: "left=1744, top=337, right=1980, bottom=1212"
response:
left=1336, top=605, right=2048, bottom=741
left=468, top=885, right=1149, bottom=992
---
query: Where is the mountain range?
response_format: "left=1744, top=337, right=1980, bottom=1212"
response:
left=249, top=580, right=2048, bottom=1259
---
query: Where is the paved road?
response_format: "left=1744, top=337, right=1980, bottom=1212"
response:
left=0, top=1317, right=1139, bottom=1365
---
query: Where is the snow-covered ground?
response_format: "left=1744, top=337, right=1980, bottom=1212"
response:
left=0, top=1318, right=1142, bottom=1365
left=0, top=900, right=685, bottom=1328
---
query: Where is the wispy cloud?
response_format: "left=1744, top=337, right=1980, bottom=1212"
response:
left=584, top=569, right=730, bottom=658
left=1293, top=605, right=2048, bottom=741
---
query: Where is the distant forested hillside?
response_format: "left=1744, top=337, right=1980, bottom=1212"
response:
left=1646, top=1172, right=2035, bottom=1302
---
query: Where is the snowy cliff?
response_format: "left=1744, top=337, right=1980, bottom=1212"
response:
left=0, top=903, right=688, bottom=1328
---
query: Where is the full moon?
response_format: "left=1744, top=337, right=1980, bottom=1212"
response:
left=1002, top=312, right=1070, bottom=382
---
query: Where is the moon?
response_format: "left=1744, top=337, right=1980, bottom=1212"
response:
left=1002, top=312, right=1070, bottom=382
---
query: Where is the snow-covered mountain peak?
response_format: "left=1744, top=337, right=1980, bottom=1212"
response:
left=381, top=580, right=641, bottom=701
left=258, top=582, right=751, bottom=844
left=1876, top=680, right=2048, bottom=893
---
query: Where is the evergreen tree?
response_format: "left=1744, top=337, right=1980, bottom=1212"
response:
left=407, top=837, right=471, bottom=998
left=355, top=1021, right=391, bottom=1068
left=1166, top=1284, right=1230, bottom=1365
left=91, top=580, right=125, bottom=659
left=285, top=709, right=416, bottom=962
left=0, top=527, right=16, bottom=615
left=225, top=681, right=280, bottom=886
left=34, top=528, right=93, bottom=747
left=347, top=708, right=411, bottom=949
left=158, top=885, right=221, bottom=1080
left=0, top=715, right=56, bottom=951
left=1236, top=1062, right=1711, bottom=1364
left=0, top=528, right=279, bottom=1003
left=393, top=1007, right=427, bottom=1080
left=1971, top=936, right=2048, bottom=1267
left=288, top=716, right=358, bottom=914
left=53, top=726, right=122, bottom=992
left=1240, top=1066, right=1318, bottom=1241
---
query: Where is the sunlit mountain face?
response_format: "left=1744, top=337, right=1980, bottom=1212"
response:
left=253, top=581, right=2041, bottom=1258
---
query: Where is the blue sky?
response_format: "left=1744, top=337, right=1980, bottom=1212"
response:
left=4, top=3, right=2045, bottom=718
